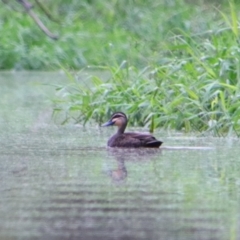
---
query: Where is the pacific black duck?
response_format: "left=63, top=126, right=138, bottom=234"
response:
left=102, top=112, right=163, bottom=148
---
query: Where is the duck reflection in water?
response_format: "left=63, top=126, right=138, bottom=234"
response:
left=108, top=156, right=127, bottom=182
left=106, top=148, right=161, bottom=183
left=102, top=112, right=163, bottom=148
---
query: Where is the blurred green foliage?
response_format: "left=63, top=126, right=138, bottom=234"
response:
left=0, top=0, right=234, bottom=70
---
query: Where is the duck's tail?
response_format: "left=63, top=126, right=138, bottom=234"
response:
left=145, top=140, right=163, bottom=148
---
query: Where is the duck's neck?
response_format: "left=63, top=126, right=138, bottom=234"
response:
left=117, top=122, right=127, bottom=134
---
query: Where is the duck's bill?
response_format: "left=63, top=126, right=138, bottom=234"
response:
left=102, top=120, right=114, bottom=127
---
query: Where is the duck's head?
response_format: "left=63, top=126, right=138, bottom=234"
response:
left=102, top=112, right=127, bottom=130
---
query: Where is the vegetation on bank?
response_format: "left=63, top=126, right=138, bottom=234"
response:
left=53, top=1, right=240, bottom=136
left=0, top=0, right=232, bottom=70
left=1, top=0, right=240, bottom=135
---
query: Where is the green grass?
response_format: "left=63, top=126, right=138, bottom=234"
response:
left=1, top=0, right=240, bottom=135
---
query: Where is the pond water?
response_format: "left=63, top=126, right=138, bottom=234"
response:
left=0, top=72, right=240, bottom=240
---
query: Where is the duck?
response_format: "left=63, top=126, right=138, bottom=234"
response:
left=102, top=112, right=163, bottom=148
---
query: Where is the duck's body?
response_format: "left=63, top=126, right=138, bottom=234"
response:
left=102, top=112, right=163, bottom=148
left=107, top=132, right=162, bottom=148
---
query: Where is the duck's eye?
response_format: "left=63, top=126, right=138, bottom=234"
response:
left=112, top=117, right=122, bottom=126
left=111, top=117, right=118, bottom=123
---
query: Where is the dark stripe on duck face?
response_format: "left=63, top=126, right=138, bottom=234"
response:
left=111, top=112, right=127, bottom=120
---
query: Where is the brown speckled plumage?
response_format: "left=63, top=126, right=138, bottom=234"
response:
left=102, top=112, right=163, bottom=148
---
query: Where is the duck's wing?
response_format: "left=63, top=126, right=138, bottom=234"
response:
left=123, top=132, right=163, bottom=148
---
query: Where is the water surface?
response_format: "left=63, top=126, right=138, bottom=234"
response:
left=0, top=72, right=240, bottom=240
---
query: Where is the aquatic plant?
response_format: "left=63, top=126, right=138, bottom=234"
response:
left=53, top=34, right=240, bottom=136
